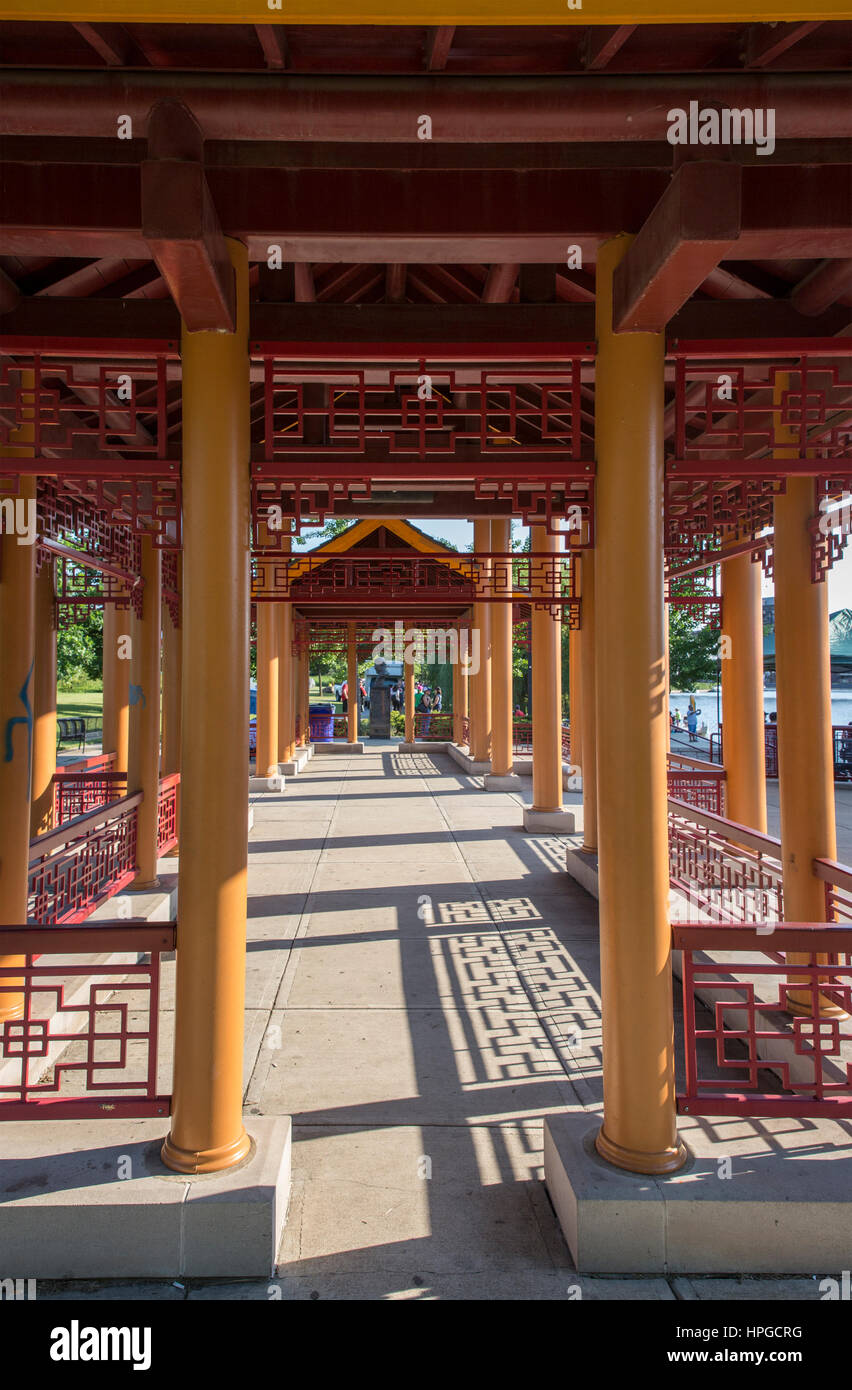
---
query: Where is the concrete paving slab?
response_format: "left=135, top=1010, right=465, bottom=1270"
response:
left=260, top=1005, right=575, bottom=1126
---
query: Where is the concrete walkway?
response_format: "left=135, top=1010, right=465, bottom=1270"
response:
left=37, top=745, right=835, bottom=1300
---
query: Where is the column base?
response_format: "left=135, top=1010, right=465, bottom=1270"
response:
left=0, top=1116, right=291, bottom=1277
left=161, top=1126, right=253, bottom=1175
left=132, top=875, right=161, bottom=891
left=249, top=773, right=286, bottom=792
left=523, top=807, right=577, bottom=834
left=595, top=1124, right=688, bottom=1176
left=545, top=1109, right=852, bottom=1274
left=483, top=773, right=523, bottom=792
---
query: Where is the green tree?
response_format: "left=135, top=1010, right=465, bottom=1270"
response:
left=668, top=604, right=719, bottom=690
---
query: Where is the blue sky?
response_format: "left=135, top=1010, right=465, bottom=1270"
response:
left=298, top=516, right=852, bottom=612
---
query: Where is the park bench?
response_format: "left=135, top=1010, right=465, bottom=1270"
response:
left=56, top=717, right=87, bottom=751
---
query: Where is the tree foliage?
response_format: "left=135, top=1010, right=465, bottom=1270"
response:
left=668, top=604, right=719, bottom=690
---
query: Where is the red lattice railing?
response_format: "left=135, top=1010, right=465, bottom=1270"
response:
left=667, top=755, right=726, bottom=816
left=816, top=858, right=852, bottom=927
left=461, top=714, right=470, bottom=747
left=157, top=774, right=180, bottom=856
left=508, top=722, right=571, bottom=759
left=668, top=800, right=783, bottom=924
left=511, top=720, right=533, bottom=753
left=674, top=921, right=852, bottom=1119
left=29, top=794, right=141, bottom=926
left=54, top=771, right=127, bottom=826
left=0, top=922, right=173, bottom=1119
left=414, top=712, right=453, bottom=741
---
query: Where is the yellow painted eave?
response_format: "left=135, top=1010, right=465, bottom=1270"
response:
left=0, top=2, right=846, bottom=24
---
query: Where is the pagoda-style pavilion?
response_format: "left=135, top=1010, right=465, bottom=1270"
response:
left=1, top=2, right=851, bottom=1274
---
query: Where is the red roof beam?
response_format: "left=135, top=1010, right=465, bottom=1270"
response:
left=790, top=258, right=852, bottom=316
left=2, top=73, right=848, bottom=144
left=424, top=26, right=455, bottom=72
left=141, top=101, right=235, bottom=333
left=743, top=22, right=823, bottom=68
left=613, top=163, right=742, bottom=333
left=581, top=25, right=637, bottom=71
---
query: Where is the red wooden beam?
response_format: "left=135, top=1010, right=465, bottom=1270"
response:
left=744, top=21, right=822, bottom=68
left=790, top=257, right=852, bottom=316
left=71, top=23, right=130, bottom=67
left=294, top=263, right=316, bottom=302
left=582, top=25, right=636, bottom=71
left=255, top=24, right=288, bottom=70
left=424, top=26, right=455, bottom=71
left=385, top=264, right=406, bottom=302
left=3, top=296, right=851, bottom=347
left=482, top=263, right=520, bottom=303
left=2, top=72, right=848, bottom=144
left=141, top=101, right=235, bottom=332
left=613, top=163, right=742, bottom=333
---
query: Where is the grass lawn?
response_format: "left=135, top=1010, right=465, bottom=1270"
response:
left=57, top=689, right=103, bottom=720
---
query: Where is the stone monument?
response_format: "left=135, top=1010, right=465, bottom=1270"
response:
left=368, top=659, right=393, bottom=739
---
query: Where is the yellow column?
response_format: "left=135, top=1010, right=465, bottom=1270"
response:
left=161, top=559, right=182, bottom=778
left=347, top=621, right=359, bottom=743
left=530, top=526, right=563, bottom=813
left=255, top=602, right=279, bottom=777
left=302, top=649, right=311, bottom=745
left=277, top=538, right=294, bottom=766
left=594, top=235, right=685, bottom=1175
left=0, top=441, right=36, bottom=1022
left=580, top=550, right=598, bottom=852
left=277, top=604, right=294, bottom=764
left=127, top=534, right=162, bottom=888
left=404, top=653, right=415, bottom=744
left=569, top=619, right=582, bottom=776
left=775, top=465, right=838, bottom=1014
left=102, top=598, right=130, bottom=767
left=490, top=518, right=513, bottom=777
left=469, top=518, right=492, bottom=763
left=162, top=237, right=252, bottom=1174
left=452, top=651, right=468, bottom=746
left=720, top=549, right=767, bottom=831
left=30, top=558, right=57, bottom=836
left=293, top=647, right=305, bottom=746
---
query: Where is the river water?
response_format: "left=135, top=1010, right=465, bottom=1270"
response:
left=669, top=689, right=852, bottom=738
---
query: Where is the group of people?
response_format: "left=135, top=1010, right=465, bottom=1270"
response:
left=670, top=697, right=705, bottom=744
left=340, top=677, right=368, bottom=714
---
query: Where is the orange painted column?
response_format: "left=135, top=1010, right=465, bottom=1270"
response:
left=0, top=444, right=36, bottom=1022
left=302, top=649, right=311, bottom=745
left=347, top=621, right=359, bottom=743
left=293, top=648, right=305, bottom=746
left=277, top=537, right=294, bottom=765
left=255, top=600, right=279, bottom=778
left=569, top=616, right=582, bottom=776
left=161, top=561, right=182, bottom=779
left=490, top=518, right=513, bottom=776
left=162, top=237, right=252, bottom=1174
left=469, top=518, right=492, bottom=763
left=102, top=598, right=131, bottom=768
left=277, top=604, right=294, bottom=764
left=452, top=653, right=468, bottom=747
left=774, top=435, right=838, bottom=1014
left=720, top=548, right=767, bottom=831
left=30, top=558, right=57, bottom=837
left=530, top=526, right=563, bottom=813
left=404, top=652, right=415, bottom=744
left=594, top=234, right=685, bottom=1175
left=579, top=549, right=598, bottom=853
left=127, top=533, right=162, bottom=888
